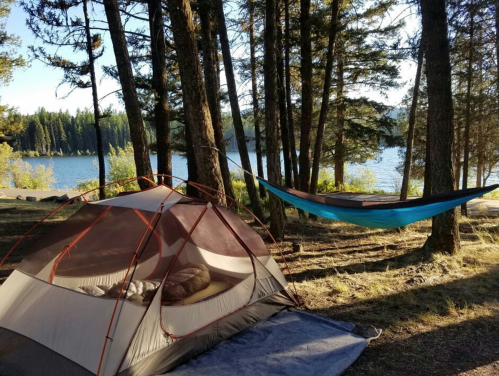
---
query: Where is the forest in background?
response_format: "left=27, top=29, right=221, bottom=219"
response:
left=8, top=108, right=258, bottom=156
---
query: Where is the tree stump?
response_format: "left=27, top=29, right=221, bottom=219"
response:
left=292, top=241, right=303, bottom=253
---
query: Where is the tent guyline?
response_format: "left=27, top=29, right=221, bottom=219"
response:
left=195, top=146, right=499, bottom=229
left=0, top=175, right=298, bottom=376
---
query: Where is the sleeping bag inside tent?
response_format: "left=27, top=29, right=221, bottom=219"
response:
left=0, top=185, right=296, bottom=376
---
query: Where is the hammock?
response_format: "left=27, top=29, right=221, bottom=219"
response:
left=258, top=179, right=498, bottom=229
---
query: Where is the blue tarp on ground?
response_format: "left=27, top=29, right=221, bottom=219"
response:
left=166, top=310, right=380, bottom=376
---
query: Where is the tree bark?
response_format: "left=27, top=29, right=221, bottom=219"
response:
left=476, top=42, right=484, bottom=189
left=199, top=0, right=234, bottom=199
left=496, top=0, right=499, bottom=123
left=335, top=51, right=345, bottom=190
left=265, top=0, right=285, bottom=239
left=284, top=0, right=299, bottom=188
left=168, top=0, right=226, bottom=204
left=310, top=0, right=340, bottom=195
left=420, top=0, right=460, bottom=255
left=277, top=0, right=292, bottom=188
left=83, top=0, right=105, bottom=199
left=461, top=3, right=474, bottom=216
left=454, top=119, right=462, bottom=190
left=103, top=0, right=153, bottom=190
left=184, top=123, right=199, bottom=198
left=249, top=0, right=266, bottom=199
left=400, top=36, right=424, bottom=201
left=423, top=108, right=431, bottom=197
left=216, top=0, right=263, bottom=219
left=148, top=0, right=172, bottom=186
left=299, top=0, right=313, bottom=193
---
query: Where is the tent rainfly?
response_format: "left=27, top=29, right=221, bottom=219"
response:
left=0, top=184, right=296, bottom=376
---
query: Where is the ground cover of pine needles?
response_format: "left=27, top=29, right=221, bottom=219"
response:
left=1, top=198, right=498, bottom=375
left=270, top=213, right=499, bottom=376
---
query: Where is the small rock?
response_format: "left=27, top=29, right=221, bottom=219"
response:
left=26, top=196, right=37, bottom=202
left=352, top=324, right=382, bottom=339
left=16, top=195, right=24, bottom=200
left=406, top=274, right=426, bottom=285
left=40, top=196, right=59, bottom=203
left=57, top=194, right=70, bottom=203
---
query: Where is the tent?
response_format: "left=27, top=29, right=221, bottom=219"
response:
left=0, top=183, right=297, bottom=376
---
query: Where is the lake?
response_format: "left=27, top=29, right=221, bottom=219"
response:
left=23, top=148, right=405, bottom=192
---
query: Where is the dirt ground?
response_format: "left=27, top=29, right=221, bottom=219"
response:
left=268, top=214, right=499, bottom=376
left=1, top=198, right=498, bottom=375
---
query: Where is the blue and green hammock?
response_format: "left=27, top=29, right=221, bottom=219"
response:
left=258, top=179, right=498, bottom=229
left=202, top=147, right=498, bottom=229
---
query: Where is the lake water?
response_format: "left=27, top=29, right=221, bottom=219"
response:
left=23, top=148, right=405, bottom=192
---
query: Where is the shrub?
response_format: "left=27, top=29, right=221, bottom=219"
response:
left=107, top=143, right=140, bottom=191
left=315, top=167, right=379, bottom=194
left=316, top=169, right=336, bottom=193
left=76, top=178, right=101, bottom=201
left=22, top=150, right=40, bottom=158
left=230, top=170, right=244, bottom=182
left=344, top=168, right=377, bottom=193
left=0, top=143, right=13, bottom=187
left=10, top=158, right=55, bottom=190
left=232, top=180, right=250, bottom=207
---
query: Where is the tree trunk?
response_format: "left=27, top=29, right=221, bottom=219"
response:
left=265, top=0, right=285, bottom=239
left=284, top=0, right=299, bottom=188
left=83, top=0, right=105, bottom=199
left=310, top=0, right=340, bottom=195
left=420, top=0, right=460, bottom=255
left=277, top=0, right=292, bottom=188
left=103, top=0, right=153, bottom=190
left=216, top=0, right=263, bottom=218
left=168, top=0, right=225, bottom=205
left=335, top=51, right=345, bottom=190
left=461, top=5, right=474, bottom=216
left=249, top=0, right=266, bottom=199
left=185, top=123, right=198, bottom=198
left=199, top=0, right=234, bottom=199
left=148, top=0, right=172, bottom=187
left=299, top=0, right=313, bottom=193
left=496, top=0, right=499, bottom=121
left=400, top=36, right=424, bottom=201
left=476, top=42, right=484, bottom=189
left=454, top=120, right=461, bottom=190
left=423, top=108, right=431, bottom=197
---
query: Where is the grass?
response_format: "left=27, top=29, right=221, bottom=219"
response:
left=267, top=212, right=499, bottom=376
left=0, top=198, right=83, bottom=283
left=1, top=198, right=498, bottom=375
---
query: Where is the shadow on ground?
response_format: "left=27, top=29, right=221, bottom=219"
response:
left=308, top=267, right=499, bottom=376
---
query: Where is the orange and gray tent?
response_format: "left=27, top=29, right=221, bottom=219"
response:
left=0, top=183, right=296, bottom=376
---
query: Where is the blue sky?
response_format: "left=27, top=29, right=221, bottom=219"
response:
left=1, top=2, right=122, bottom=115
left=1, top=2, right=418, bottom=116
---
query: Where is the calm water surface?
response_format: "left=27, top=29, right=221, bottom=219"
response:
left=24, top=148, right=405, bottom=192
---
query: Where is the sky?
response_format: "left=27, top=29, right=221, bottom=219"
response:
left=1, top=3, right=122, bottom=115
left=0, top=2, right=420, bottom=116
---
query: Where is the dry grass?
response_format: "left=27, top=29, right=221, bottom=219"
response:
left=0, top=198, right=82, bottom=283
left=268, top=213, right=499, bottom=376
left=1, top=199, right=498, bottom=375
